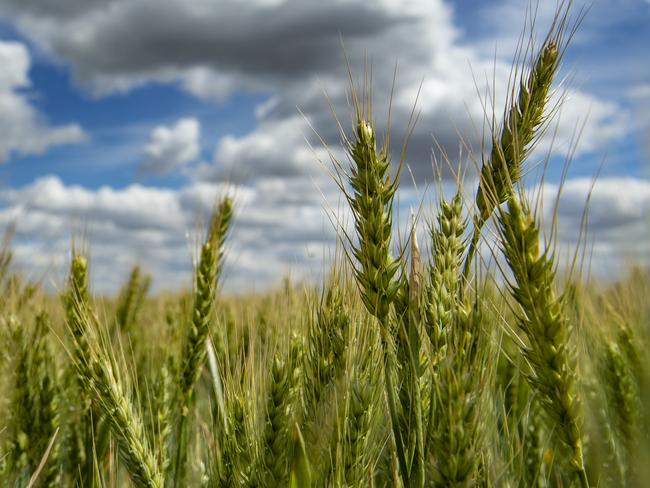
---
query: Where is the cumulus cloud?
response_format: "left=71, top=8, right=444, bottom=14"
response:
left=0, top=0, right=627, bottom=184
left=1, top=173, right=647, bottom=293
left=139, top=118, right=201, bottom=174
left=0, top=41, right=86, bottom=161
left=0, top=1, right=640, bottom=292
left=538, top=178, right=650, bottom=279
left=0, top=174, right=341, bottom=293
left=0, top=0, right=420, bottom=93
left=195, top=115, right=342, bottom=182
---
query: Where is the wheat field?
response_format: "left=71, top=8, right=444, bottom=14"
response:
left=1, top=4, right=649, bottom=487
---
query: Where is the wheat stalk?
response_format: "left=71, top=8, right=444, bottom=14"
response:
left=464, top=7, right=571, bottom=278
left=116, top=265, right=151, bottom=333
left=425, top=192, right=468, bottom=350
left=62, top=253, right=112, bottom=485
left=174, top=196, right=233, bottom=485
left=303, top=278, right=349, bottom=422
left=429, top=301, right=492, bottom=486
left=337, top=113, right=417, bottom=485
left=601, top=339, right=640, bottom=484
left=257, top=350, right=298, bottom=485
left=66, top=257, right=164, bottom=488
left=345, top=118, right=401, bottom=322
left=497, top=194, right=588, bottom=487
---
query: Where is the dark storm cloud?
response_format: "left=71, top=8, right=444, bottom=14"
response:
left=2, top=0, right=413, bottom=84
left=0, top=0, right=106, bottom=18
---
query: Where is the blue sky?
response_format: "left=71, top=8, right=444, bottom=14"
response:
left=0, top=0, right=647, bottom=292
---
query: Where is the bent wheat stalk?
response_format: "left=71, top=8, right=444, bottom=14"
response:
left=66, top=256, right=164, bottom=488
left=464, top=6, right=571, bottom=279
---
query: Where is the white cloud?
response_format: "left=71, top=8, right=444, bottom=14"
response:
left=0, top=1, right=640, bottom=292
left=1, top=173, right=647, bottom=293
left=197, top=115, right=338, bottom=182
left=0, top=41, right=86, bottom=161
left=535, top=88, right=629, bottom=156
left=0, top=174, right=340, bottom=293
left=0, top=41, right=30, bottom=88
left=538, top=177, right=650, bottom=280
left=139, top=117, right=200, bottom=174
left=0, top=1, right=627, bottom=184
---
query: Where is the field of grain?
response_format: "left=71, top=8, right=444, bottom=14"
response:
left=1, top=4, right=648, bottom=487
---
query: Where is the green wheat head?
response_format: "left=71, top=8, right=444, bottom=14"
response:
left=497, top=194, right=588, bottom=486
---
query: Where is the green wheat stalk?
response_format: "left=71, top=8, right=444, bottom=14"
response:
left=66, top=256, right=164, bottom=488
left=116, top=265, right=151, bottom=333
left=174, top=195, right=233, bottom=485
left=463, top=6, right=573, bottom=279
left=497, top=194, right=588, bottom=487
